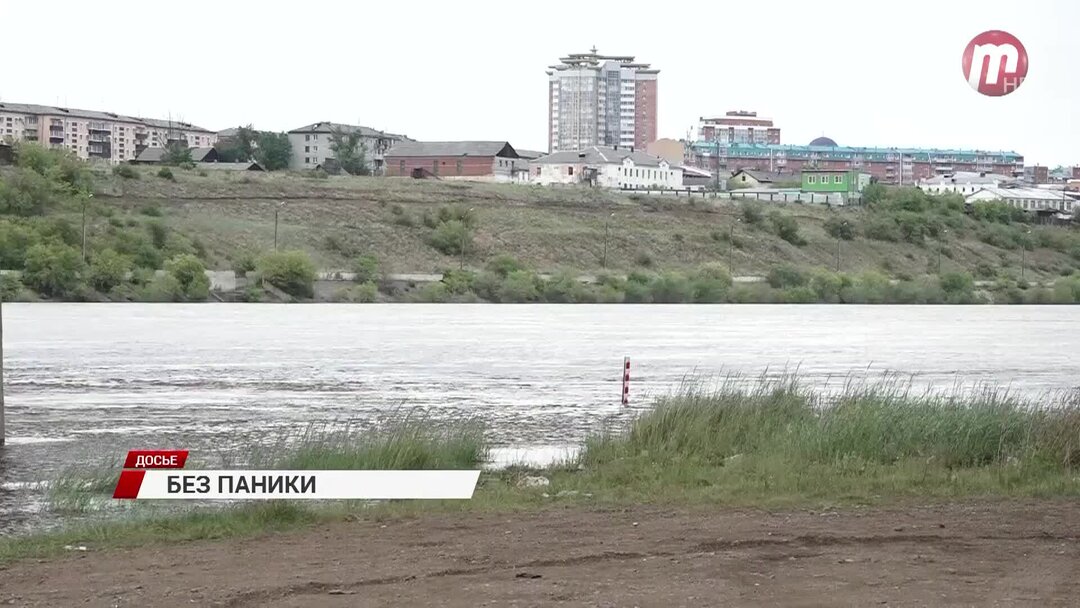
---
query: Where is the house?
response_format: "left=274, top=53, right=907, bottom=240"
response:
left=531, top=146, right=683, bottom=190
left=728, top=169, right=799, bottom=188
left=287, top=121, right=409, bottom=174
left=197, top=161, right=264, bottom=172
left=132, top=146, right=218, bottom=164
left=919, top=171, right=1015, bottom=195
left=189, top=147, right=218, bottom=162
left=681, top=165, right=715, bottom=191
left=802, top=169, right=871, bottom=194
left=965, top=187, right=1075, bottom=215
left=385, top=141, right=527, bottom=182
left=514, top=149, right=546, bottom=161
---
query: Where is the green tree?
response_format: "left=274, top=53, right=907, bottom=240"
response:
left=862, top=182, right=887, bottom=205
left=163, top=142, right=193, bottom=165
left=22, top=242, right=85, bottom=297
left=824, top=215, right=855, bottom=240
left=351, top=254, right=380, bottom=283
left=329, top=128, right=370, bottom=175
left=258, top=250, right=316, bottom=297
left=165, top=254, right=210, bottom=300
left=88, top=248, right=131, bottom=292
left=215, top=125, right=259, bottom=162
left=0, top=169, right=53, bottom=215
left=428, top=219, right=472, bottom=255
left=254, top=132, right=293, bottom=171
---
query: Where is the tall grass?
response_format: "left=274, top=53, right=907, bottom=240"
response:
left=580, top=375, right=1080, bottom=471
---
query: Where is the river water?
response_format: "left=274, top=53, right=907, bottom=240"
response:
left=1, top=303, right=1079, bottom=533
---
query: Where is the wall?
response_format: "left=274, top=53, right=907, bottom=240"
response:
left=386, top=155, right=503, bottom=178
left=645, top=139, right=684, bottom=166
left=633, top=79, right=658, bottom=150
left=534, top=161, right=682, bottom=189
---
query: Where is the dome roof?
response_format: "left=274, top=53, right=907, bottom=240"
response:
left=809, top=136, right=838, bottom=147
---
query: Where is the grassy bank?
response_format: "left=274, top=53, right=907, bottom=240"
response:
left=4, top=378, right=1079, bottom=561
left=3, top=144, right=1080, bottom=303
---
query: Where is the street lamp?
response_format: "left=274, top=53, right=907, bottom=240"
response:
left=273, top=201, right=285, bottom=250
left=459, top=207, right=475, bottom=270
left=937, top=228, right=949, bottom=275
left=601, top=212, right=615, bottom=269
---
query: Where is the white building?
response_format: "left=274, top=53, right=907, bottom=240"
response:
left=287, top=121, right=409, bottom=174
left=531, top=146, right=682, bottom=190
left=919, top=171, right=1015, bottom=195
left=965, top=187, right=1075, bottom=214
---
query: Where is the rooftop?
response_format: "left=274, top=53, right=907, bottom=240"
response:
left=385, top=141, right=520, bottom=158
left=0, top=101, right=214, bottom=132
left=689, top=141, right=1023, bottom=159
left=534, top=146, right=667, bottom=167
left=967, top=187, right=1069, bottom=201
left=288, top=121, right=406, bottom=139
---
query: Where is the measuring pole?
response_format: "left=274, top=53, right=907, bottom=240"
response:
left=621, top=357, right=630, bottom=406
left=1, top=296, right=5, bottom=446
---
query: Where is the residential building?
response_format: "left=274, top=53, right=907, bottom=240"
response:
left=0, top=101, right=215, bottom=163
left=802, top=169, right=872, bottom=194
left=547, top=48, right=658, bottom=153
left=133, top=146, right=219, bottom=164
left=919, top=171, right=1015, bottom=195
left=687, top=136, right=1024, bottom=185
left=698, top=111, right=780, bottom=145
left=1023, top=165, right=1049, bottom=185
left=385, top=141, right=527, bottom=182
left=966, top=187, right=1075, bottom=215
left=531, top=146, right=683, bottom=190
left=287, top=121, right=409, bottom=174
left=515, top=149, right=547, bottom=161
left=729, top=169, right=800, bottom=189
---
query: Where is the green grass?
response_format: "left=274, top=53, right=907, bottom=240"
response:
left=3, top=378, right=1079, bottom=562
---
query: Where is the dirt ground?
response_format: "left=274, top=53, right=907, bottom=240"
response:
left=2, top=501, right=1078, bottom=607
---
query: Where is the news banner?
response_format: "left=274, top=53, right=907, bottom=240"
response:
left=112, top=450, right=480, bottom=500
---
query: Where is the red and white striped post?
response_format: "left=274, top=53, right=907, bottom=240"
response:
left=621, top=357, right=630, bottom=406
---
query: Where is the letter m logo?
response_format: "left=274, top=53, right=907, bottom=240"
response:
left=968, top=43, right=1019, bottom=87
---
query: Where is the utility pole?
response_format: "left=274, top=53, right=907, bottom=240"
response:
left=81, top=192, right=93, bottom=262
left=1021, top=227, right=1031, bottom=281
left=937, top=228, right=948, bottom=275
left=728, top=218, right=741, bottom=275
left=1, top=294, right=5, bottom=447
left=459, top=207, right=475, bottom=271
left=273, top=201, right=285, bottom=250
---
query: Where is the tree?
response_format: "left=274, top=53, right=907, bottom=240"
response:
left=824, top=215, right=855, bottom=240
left=22, top=242, right=85, bottom=298
left=165, top=254, right=210, bottom=300
left=163, top=142, right=193, bottom=165
left=215, top=124, right=258, bottom=162
left=0, top=169, right=53, bottom=215
left=88, top=248, right=131, bottom=292
left=328, top=128, right=370, bottom=175
left=862, top=182, right=887, bottom=205
left=254, top=132, right=292, bottom=171
left=258, top=250, right=316, bottom=297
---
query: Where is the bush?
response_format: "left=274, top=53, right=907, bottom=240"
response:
left=165, top=254, right=210, bottom=300
left=862, top=182, right=887, bottom=205
left=635, top=252, right=654, bottom=268
left=863, top=216, right=902, bottom=242
left=486, top=254, right=525, bottom=278
left=940, top=271, right=975, bottom=295
left=0, top=169, right=54, bottom=216
left=334, top=282, right=378, bottom=303
left=495, top=270, right=540, bottom=302
left=767, top=264, right=808, bottom=288
left=440, top=269, right=476, bottom=295
left=140, top=273, right=184, bottom=302
left=140, top=205, right=163, bottom=217
left=782, top=286, right=819, bottom=303
left=0, top=220, right=38, bottom=268
left=112, top=165, right=139, bottom=179
left=231, top=250, right=258, bottom=277
left=646, top=271, right=690, bottom=303
left=88, top=249, right=131, bottom=292
left=823, top=215, right=855, bottom=240
left=156, top=167, right=175, bottom=181
left=972, top=202, right=1027, bottom=225
left=740, top=202, right=764, bottom=225
left=809, top=269, right=847, bottom=303
left=542, top=272, right=595, bottom=303
left=0, top=273, right=22, bottom=301
left=413, top=282, right=451, bottom=303
left=436, top=205, right=477, bottom=228
left=690, top=263, right=733, bottom=303
left=351, top=254, right=380, bottom=283
left=975, top=261, right=997, bottom=279
left=258, top=250, right=316, bottom=298
left=979, top=224, right=1023, bottom=250
left=22, top=242, right=85, bottom=298
left=428, top=219, right=471, bottom=256
left=769, top=211, right=805, bottom=245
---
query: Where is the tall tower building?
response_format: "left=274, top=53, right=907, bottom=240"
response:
left=546, top=48, right=658, bottom=153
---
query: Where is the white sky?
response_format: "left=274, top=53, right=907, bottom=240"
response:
left=1, top=0, right=1075, bottom=165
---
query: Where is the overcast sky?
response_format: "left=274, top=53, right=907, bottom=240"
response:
left=2, top=0, right=1075, bottom=165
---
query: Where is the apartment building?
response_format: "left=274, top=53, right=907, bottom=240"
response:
left=0, top=102, right=215, bottom=163
left=287, top=121, right=409, bottom=174
left=687, top=136, right=1024, bottom=186
left=547, top=48, right=658, bottom=153
left=699, top=111, right=780, bottom=145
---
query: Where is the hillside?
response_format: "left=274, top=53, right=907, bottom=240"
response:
left=3, top=157, right=1080, bottom=303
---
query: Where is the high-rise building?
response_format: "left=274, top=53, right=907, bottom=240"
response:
left=546, top=48, right=658, bottom=153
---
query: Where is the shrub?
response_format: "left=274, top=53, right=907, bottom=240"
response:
left=690, top=263, right=733, bottom=303
left=156, top=167, right=175, bottom=181
left=975, top=261, right=997, bottom=280
left=862, top=182, right=887, bottom=205
left=863, top=216, right=902, bottom=242
left=428, top=219, right=471, bottom=256
left=740, top=202, right=764, bottom=225
left=940, top=271, right=975, bottom=295
left=145, top=220, right=168, bottom=249
left=0, top=169, right=54, bottom=216
left=769, top=211, right=805, bottom=245
left=112, top=165, right=139, bottom=179
left=441, top=269, right=476, bottom=295
left=22, top=242, right=85, bottom=298
left=140, top=273, right=184, bottom=302
left=979, top=224, right=1022, bottom=250
left=334, top=282, right=378, bottom=303
left=88, top=249, right=131, bottom=292
left=0, top=220, right=38, bottom=268
left=257, top=250, right=316, bottom=298
left=391, top=212, right=416, bottom=227
left=649, top=271, right=692, bottom=303
left=823, top=215, right=855, bottom=240
left=809, top=269, right=846, bottom=303
left=496, top=270, right=540, bottom=302
left=436, top=205, right=477, bottom=228
left=231, top=250, right=258, bottom=277
left=0, top=273, right=23, bottom=301
left=310, top=168, right=329, bottom=179
left=486, top=254, right=525, bottom=278
left=767, top=264, right=808, bottom=288
left=782, top=286, right=819, bottom=303
left=635, top=252, right=654, bottom=268
left=542, top=272, right=594, bottom=303
left=413, top=282, right=451, bottom=303
left=165, top=254, right=210, bottom=300
left=972, top=202, right=1027, bottom=225
left=139, top=205, right=163, bottom=217
left=420, top=210, right=439, bottom=229
left=351, top=254, right=380, bottom=283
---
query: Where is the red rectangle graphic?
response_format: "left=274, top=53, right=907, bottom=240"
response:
left=122, top=450, right=189, bottom=469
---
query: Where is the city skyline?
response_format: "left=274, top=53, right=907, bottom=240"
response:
left=1, top=0, right=1075, bottom=164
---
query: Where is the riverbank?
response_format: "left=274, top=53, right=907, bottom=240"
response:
left=3, top=151, right=1080, bottom=303
left=4, top=376, right=1078, bottom=562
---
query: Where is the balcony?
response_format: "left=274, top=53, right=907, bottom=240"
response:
left=48, top=130, right=65, bottom=142
left=89, top=133, right=109, bottom=143
left=89, top=122, right=109, bottom=132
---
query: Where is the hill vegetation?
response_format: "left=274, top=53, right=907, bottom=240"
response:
left=1, top=143, right=1079, bottom=303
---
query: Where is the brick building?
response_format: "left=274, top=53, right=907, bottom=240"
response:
left=699, top=111, right=780, bottom=145
left=385, top=141, right=527, bottom=182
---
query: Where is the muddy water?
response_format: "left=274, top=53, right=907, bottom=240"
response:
left=2, top=303, right=1079, bottom=533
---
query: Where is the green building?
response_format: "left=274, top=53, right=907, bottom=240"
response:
left=801, top=169, right=871, bottom=194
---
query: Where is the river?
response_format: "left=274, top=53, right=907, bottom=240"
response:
left=1, top=303, right=1079, bottom=533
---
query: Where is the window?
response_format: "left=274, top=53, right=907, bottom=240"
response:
left=304, top=157, right=310, bottom=164
left=568, top=166, right=574, bottom=176
left=399, top=160, right=405, bottom=174
left=305, top=146, right=310, bottom=153
left=808, top=175, right=816, bottom=184
left=305, top=134, right=310, bottom=141
left=834, top=175, right=842, bottom=184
